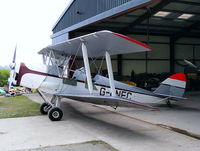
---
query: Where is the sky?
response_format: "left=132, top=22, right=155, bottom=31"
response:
left=0, top=0, right=71, bottom=66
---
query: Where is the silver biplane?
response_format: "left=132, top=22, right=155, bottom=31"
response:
left=9, top=30, right=187, bottom=121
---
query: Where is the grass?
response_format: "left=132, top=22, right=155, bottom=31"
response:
left=0, top=95, right=41, bottom=119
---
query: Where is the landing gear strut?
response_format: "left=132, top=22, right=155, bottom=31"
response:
left=38, top=90, right=63, bottom=121
left=48, top=95, right=63, bottom=121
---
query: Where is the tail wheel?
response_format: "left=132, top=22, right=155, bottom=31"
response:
left=40, top=102, right=51, bottom=115
left=48, top=107, right=63, bottom=121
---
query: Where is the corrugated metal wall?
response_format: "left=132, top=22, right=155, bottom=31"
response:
left=53, top=0, right=132, bottom=33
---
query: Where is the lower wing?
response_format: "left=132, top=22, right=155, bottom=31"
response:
left=57, top=93, right=160, bottom=111
left=154, top=92, right=191, bottom=101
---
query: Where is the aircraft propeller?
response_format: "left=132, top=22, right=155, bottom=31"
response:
left=8, top=46, right=17, bottom=92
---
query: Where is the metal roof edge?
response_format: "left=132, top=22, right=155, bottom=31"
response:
left=52, top=0, right=75, bottom=31
left=51, top=0, right=154, bottom=39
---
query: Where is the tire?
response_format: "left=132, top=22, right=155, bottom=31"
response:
left=40, top=103, right=50, bottom=115
left=48, top=107, right=63, bottom=121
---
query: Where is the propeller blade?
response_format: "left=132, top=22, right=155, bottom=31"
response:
left=184, top=59, right=197, bottom=68
left=8, top=70, right=14, bottom=92
left=8, top=46, right=17, bottom=92
left=12, top=45, right=17, bottom=63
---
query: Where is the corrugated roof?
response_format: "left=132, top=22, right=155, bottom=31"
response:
left=52, top=0, right=200, bottom=41
left=51, top=0, right=155, bottom=38
left=52, top=0, right=75, bottom=30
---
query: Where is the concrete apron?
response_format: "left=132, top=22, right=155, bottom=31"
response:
left=26, top=92, right=200, bottom=138
left=0, top=93, right=199, bottom=151
left=97, top=91, right=200, bottom=139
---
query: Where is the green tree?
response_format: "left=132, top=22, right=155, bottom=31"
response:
left=0, top=69, right=10, bottom=87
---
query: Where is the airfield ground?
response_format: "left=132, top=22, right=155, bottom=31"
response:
left=0, top=92, right=199, bottom=151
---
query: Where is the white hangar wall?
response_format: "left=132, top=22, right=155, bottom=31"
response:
left=122, top=35, right=170, bottom=75
left=175, top=37, right=200, bottom=73
left=120, top=35, right=200, bottom=76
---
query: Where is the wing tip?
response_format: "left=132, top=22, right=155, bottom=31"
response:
left=185, top=98, right=193, bottom=101
left=112, top=32, right=152, bottom=50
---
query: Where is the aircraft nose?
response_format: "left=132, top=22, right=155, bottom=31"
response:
left=13, top=63, right=22, bottom=86
left=8, top=46, right=18, bottom=90
left=9, top=63, right=20, bottom=87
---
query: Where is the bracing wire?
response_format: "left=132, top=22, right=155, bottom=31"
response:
left=69, top=43, right=81, bottom=71
left=98, top=56, right=105, bottom=75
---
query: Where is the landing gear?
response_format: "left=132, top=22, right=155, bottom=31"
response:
left=40, top=102, right=51, bottom=115
left=48, top=107, right=63, bottom=121
left=38, top=90, right=63, bottom=121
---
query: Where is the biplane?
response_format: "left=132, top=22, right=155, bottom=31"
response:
left=9, top=30, right=187, bottom=121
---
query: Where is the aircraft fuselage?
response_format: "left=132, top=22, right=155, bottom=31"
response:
left=14, top=63, right=163, bottom=105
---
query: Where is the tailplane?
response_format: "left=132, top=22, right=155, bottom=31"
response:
left=153, top=73, right=186, bottom=99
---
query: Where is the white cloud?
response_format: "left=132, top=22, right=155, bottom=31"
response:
left=0, top=0, right=70, bottom=66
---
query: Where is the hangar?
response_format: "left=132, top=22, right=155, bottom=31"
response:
left=51, top=0, right=200, bottom=89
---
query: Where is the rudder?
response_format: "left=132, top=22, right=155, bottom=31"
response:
left=153, top=73, right=186, bottom=98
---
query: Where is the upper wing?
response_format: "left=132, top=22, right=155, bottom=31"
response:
left=57, top=93, right=159, bottom=111
left=39, top=30, right=151, bottom=58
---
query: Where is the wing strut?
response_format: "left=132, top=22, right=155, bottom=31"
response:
left=82, top=42, right=93, bottom=94
left=105, top=51, right=116, bottom=96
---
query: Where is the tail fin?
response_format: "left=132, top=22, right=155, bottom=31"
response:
left=153, top=73, right=186, bottom=98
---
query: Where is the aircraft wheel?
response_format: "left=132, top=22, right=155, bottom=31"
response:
left=40, top=102, right=50, bottom=115
left=48, top=107, right=63, bottom=121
